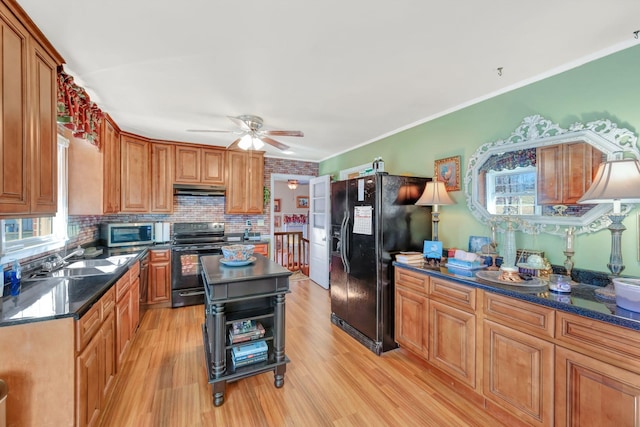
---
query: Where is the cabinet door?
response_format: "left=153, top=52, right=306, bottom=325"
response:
left=130, top=276, right=140, bottom=334
left=29, top=41, right=58, bottom=215
left=253, top=243, right=269, bottom=257
left=150, top=143, right=174, bottom=212
left=102, top=115, right=120, bottom=214
left=0, top=9, right=29, bottom=215
left=121, top=134, right=150, bottom=212
left=246, top=151, right=264, bottom=213
left=556, top=346, right=640, bottom=426
left=76, top=334, right=102, bottom=427
left=225, top=150, right=248, bottom=213
left=395, top=285, right=429, bottom=359
left=101, top=312, right=116, bottom=405
left=429, top=300, right=476, bottom=389
left=116, top=294, right=131, bottom=369
left=175, top=145, right=200, bottom=183
left=563, top=142, right=602, bottom=204
left=536, top=144, right=562, bottom=205
left=201, top=148, right=225, bottom=184
left=149, top=257, right=171, bottom=304
left=483, top=320, right=554, bottom=427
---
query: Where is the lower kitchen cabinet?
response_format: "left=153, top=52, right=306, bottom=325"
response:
left=76, top=287, right=116, bottom=427
left=149, top=249, right=171, bottom=304
left=116, top=261, right=140, bottom=369
left=395, top=285, right=429, bottom=358
left=555, top=345, right=640, bottom=426
left=483, top=319, right=554, bottom=427
left=429, top=299, right=477, bottom=389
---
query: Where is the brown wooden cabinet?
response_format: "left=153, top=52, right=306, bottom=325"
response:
left=253, top=242, right=269, bottom=257
left=115, top=261, right=141, bottom=369
left=537, top=142, right=603, bottom=205
left=75, top=287, right=116, bottom=427
left=0, top=1, right=63, bottom=217
left=226, top=149, right=264, bottom=214
left=394, top=267, right=430, bottom=359
left=175, top=144, right=225, bottom=185
left=102, top=114, right=121, bottom=213
left=121, top=133, right=150, bottom=212
left=151, top=143, right=174, bottom=213
left=148, top=249, right=171, bottom=304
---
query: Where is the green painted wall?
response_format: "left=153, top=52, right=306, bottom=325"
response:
left=320, top=44, right=640, bottom=277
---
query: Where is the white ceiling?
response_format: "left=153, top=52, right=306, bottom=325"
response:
left=18, top=0, right=640, bottom=162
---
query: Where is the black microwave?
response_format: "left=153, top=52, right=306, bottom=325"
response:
left=100, top=223, right=154, bottom=247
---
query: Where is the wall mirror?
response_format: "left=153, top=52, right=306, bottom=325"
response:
left=465, top=115, right=640, bottom=235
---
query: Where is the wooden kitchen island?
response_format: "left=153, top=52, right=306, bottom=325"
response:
left=200, top=254, right=292, bottom=406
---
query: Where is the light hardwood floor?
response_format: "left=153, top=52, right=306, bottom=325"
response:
left=99, top=276, right=511, bottom=427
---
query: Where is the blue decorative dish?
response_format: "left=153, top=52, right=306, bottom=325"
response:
left=220, top=256, right=257, bottom=267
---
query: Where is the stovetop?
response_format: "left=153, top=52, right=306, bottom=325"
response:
left=172, top=222, right=226, bottom=246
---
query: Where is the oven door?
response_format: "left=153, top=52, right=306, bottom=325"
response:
left=171, top=245, right=221, bottom=308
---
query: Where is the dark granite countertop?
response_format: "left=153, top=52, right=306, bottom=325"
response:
left=201, top=254, right=290, bottom=286
left=394, top=262, right=640, bottom=332
left=0, top=249, right=146, bottom=327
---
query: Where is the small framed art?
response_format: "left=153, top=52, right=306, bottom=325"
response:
left=434, top=155, right=461, bottom=191
left=296, top=196, right=309, bottom=208
left=274, top=198, right=281, bottom=212
left=274, top=215, right=281, bottom=228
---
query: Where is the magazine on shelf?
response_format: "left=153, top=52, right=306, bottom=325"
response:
left=229, top=322, right=265, bottom=343
left=231, top=320, right=258, bottom=335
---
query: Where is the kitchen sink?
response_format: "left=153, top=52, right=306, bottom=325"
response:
left=24, top=254, right=137, bottom=282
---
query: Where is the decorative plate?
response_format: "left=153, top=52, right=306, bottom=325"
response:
left=220, top=256, right=257, bottom=267
left=475, top=270, right=546, bottom=288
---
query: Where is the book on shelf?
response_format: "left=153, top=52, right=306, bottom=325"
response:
left=232, top=353, right=268, bottom=368
left=232, top=340, right=268, bottom=359
left=231, top=319, right=258, bottom=335
left=229, top=322, right=265, bottom=344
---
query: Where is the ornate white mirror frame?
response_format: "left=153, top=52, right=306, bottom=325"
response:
left=464, top=115, right=640, bottom=236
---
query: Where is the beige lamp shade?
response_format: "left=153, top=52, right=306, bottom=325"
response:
left=578, top=158, right=640, bottom=213
left=415, top=180, right=455, bottom=207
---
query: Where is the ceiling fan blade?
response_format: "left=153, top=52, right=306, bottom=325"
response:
left=227, top=138, right=241, bottom=150
left=227, top=116, right=252, bottom=131
left=186, top=129, right=234, bottom=133
left=261, top=136, right=290, bottom=151
left=262, top=130, right=304, bottom=137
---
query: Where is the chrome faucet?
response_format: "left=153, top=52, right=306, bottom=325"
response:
left=62, top=246, right=85, bottom=262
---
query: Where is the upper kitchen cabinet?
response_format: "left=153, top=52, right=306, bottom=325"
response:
left=0, top=1, right=63, bottom=217
left=150, top=142, right=174, bottom=213
left=225, top=149, right=264, bottom=214
left=68, top=115, right=122, bottom=215
left=121, top=133, right=150, bottom=213
left=174, top=144, right=225, bottom=185
left=102, top=115, right=121, bottom=214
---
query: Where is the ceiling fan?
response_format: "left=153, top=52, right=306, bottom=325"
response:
left=187, top=115, right=304, bottom=151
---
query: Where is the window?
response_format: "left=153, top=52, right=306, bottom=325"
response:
left=0, top=135, right=69, bottom=262
left=485, top=166, right=537, bottom=215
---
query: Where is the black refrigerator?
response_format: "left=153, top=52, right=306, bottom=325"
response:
left=330, top=173, right=432, bottom=354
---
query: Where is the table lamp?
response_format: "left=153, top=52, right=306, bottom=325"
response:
left=578, top=157, right=640, bottom=294
left=415, top=180, right=455, bottom=241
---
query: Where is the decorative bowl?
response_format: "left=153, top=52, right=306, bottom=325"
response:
left=221, top=244, right=255, bottom=261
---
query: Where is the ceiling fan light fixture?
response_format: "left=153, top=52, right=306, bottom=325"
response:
left=252, top=137, right=264, bottom=150
left=288, top=180, right=298, bottom=190
left=238, top=134, right=253, bottom=150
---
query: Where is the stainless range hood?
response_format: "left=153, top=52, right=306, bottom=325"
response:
left=173, top=184, right=226, bottom=197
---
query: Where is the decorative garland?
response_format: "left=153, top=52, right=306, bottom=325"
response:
left=57, top=70, right=104, bottom=149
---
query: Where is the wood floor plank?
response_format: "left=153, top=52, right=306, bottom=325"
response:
left=99, top=276, right=511, bottom=427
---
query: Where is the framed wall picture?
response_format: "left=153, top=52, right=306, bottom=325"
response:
left=274, top=198, right=281, bottom=212
left=435, top=155, right=461, bottom=191
left=296, top=196, right=309, bottom=208
left=274, top=215, right=281, bottom=228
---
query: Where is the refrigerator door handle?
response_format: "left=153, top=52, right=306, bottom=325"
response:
left=342, top=210, right=351, bottom=273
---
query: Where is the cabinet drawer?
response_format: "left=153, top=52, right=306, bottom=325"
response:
left=395, top=267, right=429, bottom=295
left=556, top=311, right=640, bottom=374
left=429, top=277, right=476, bottom=312
left=115, top=273, right=131, bottom=301
left=128, top=260, right=140, bottom=280
left=101, top=286, right=116, bottom=320
left=76, top=302, right=101, bottom=352
left=150, top=249, right=170, bottom=262
left=484, top=293, right=554, bottom=339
